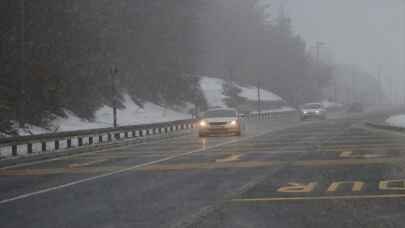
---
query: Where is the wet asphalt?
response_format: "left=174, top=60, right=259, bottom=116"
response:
left=1, top=111, right=405, bottom=228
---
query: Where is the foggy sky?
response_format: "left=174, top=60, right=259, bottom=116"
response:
left=270, top=0, right=405, bottom=101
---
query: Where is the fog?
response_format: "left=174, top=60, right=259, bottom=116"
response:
left=271, top=0, right=405, bottom=103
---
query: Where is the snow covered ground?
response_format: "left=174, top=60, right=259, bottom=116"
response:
left=386, top=114, right=405, bottom=128
left=236, top=84, right=282, bottom=101
left=17, top=94, right=191, bottom=135
left=200, top=76, right=283, bottom=108
left=199, top=77, right=228, bottom=108
left=14, top=76, right=290, bottom=136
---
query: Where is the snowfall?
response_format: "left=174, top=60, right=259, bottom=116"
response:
left=386, top=114, right=405, bottom=128
left=16, top=76, right=294, bottom=135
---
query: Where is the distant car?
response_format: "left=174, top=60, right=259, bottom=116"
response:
left=299, top=103, right=327, bottom=121
left=347, top=102, right=364, bottom=113
left=198, top=108, right=243, bottom=137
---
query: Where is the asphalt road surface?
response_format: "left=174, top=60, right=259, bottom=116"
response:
left=1, top=111, right=405, bottom=228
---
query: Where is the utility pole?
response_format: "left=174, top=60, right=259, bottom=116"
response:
left=334, top=77, right=338, bottom=102
left=313, top=41, right=325, bottom=90
left=377, top=64, right=383, bottom=105
left=315, top=41, right=325, bottom=66
left=18, top=0, right=26, bottom=128
left=351, top=68, right=355, bottom=103
left=257, top=80, right=261, bottom=115
left=111, top=65, right=118, bottom=128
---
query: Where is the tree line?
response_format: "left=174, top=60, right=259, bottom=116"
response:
left=0, top=0, right=382, bottom=135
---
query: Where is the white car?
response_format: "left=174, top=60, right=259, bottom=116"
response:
left=198, top=108, right=243, bottom=137
left=299, top=103, right=327, bottom=120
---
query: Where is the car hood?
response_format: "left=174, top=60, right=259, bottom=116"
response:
left=301, top=109, right=323, bottom=112
left=203, top=117, right=237, bottom=123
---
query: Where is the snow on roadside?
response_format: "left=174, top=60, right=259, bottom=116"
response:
left=94, top=95, right=190, bottom=127
left=17, top=94, right=191, bottom=135
left=386, top=114, right=405, bottom=128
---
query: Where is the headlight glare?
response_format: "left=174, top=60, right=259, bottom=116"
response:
left=200, top=120, right=207, bottom=127
left=230, top=120, right=238, bottom=126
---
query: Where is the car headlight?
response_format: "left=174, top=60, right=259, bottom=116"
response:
left=199, top=120, right=208, bottom=127
left=303, top=111, right=308, bottom=114
left=229, top=120, right=238, bottom=126
left=315, top=110, right=320, bottom=114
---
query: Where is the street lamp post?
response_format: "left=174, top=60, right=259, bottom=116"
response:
left=111, top=65, right=118, bottom=128
left=18, top=0, right=26, bottom=128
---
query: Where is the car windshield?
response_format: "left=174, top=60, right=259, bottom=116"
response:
left=204, top=110, right=237, bottom=118
left=302, top=104, right=322, bottom=109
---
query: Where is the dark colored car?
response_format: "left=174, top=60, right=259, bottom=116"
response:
left=347, top=102, right=364, bottom=113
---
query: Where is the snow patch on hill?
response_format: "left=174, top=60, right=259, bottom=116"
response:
left=199, top=76, right=283, bottom=108
left=386, top=114, right=405, bottom=128
left=235, top=84, right=282, bottom=101
left=199, top=77, right=228, bottom=108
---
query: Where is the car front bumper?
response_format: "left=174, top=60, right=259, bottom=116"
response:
left=301, top=112, right=325, bottom=119
left=199, top=126, right=241, bottom=134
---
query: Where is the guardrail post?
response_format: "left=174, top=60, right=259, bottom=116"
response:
left=67, top=139, right=72, bottom=148
left=99, top=135, right=103, bottom=143
left=54, top=140, right=60, bottom=150
left=139, top=130, right=143, bottom=137
left=124, top=132, right=129, bottom=138
left=27, top=143, right=33, bottom=154
left=42, top=142, right=46, bottom=152
left=12, top=145, right=17, bottom=156
left=108, top=133, right=112, bottom=141
left=78, top=137, right=83, bottom=147
left=89, top=136, right=93, bottom=145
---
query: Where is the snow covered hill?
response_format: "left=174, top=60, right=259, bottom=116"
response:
left=199, top=76, right=286, bottom=110
left=15, top=76, right=290, bottom=136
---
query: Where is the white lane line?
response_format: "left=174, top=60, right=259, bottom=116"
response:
left=1, top=133, right=194, bottom=170
left=0, top=130, right=273, bottom=205
left=68, top=159, right=109, bottom=168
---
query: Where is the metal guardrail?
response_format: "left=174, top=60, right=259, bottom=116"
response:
left=245, top=110, right=298, bottom=120
left=0, top=119, right=196, bottom=158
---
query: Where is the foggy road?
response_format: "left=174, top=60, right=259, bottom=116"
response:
left=1, top=111, right=405, bottom=228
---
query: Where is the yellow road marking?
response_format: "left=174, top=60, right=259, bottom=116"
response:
left=68, top=159, right=109, bottom=168
left=142, top=157, right=400, bottom=171
left=230, top=194, right=405, bottom=203
left=322, top=144, right=405, bottom=149
left=0, top=157, right=402, bottom=176
left=339, top=151, right=387, bottom=159
left=216, top=154, right=241, bottom=163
